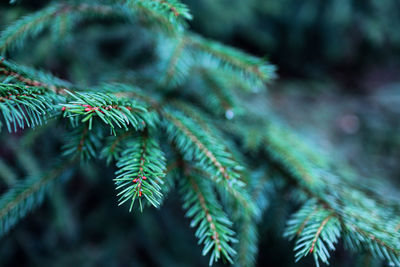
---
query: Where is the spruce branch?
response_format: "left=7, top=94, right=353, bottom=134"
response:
left=180, top=172, right=237, bottom=265
left=114, top=134, right=166, bottom=211
left=0, top=159, right=76, bottom=237
left=0, top=83, right=63, bottom=132
left=100, top=131, right=133, bottom=164
left=263, top=120, right=331, bottom=190
left=50, top=11, right=74, bottom=43
left=235, top=214, right=259, bottom=267
left=168, top=100, right=244, bottom=164
left=167, top=102, right=259, bottom=217
left=343, top=221, right=400, bottom=266
left=0, top=159, right=18, bottom=186
left=62, top=124, right=103, bottom=161
left=0, top=4, right=59, bottom=53
left=122, top=0, right=192, bottom=32
left=285, top=196, right=400, bottom=267
left=163, top=107, right=258, bottom=219
left=157, top=35, right=192, bottom=86
left=62, top=91, right=152, bottom=135
left=233, top=177, right=266, bottom=267
left=285, top=201, right=341, bottom=267
left=198, top=67, right=240, bottom=118
left=163, top=108, right=243, bottom=185
left=225, top=114, right=400, bottom=266
left=169, top=100, right=223, bottom=139
left=264, top=120, right=400, bottom=266
left=0, top=58, right=72, bottom=93
left=187, top=33, right=276, bottom=89
left=107, top=83, right=162, bottom=111
left=235, top=174, right=272, bottom=267
left=0, top=3, right=118, bottom=53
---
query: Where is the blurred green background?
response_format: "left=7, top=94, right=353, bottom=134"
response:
left=0, top=0, right=400, bottom=266
left=183, top=0, right=400, bottom=187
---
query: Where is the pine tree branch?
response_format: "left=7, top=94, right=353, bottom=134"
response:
left=234, top=175, right=271, bottom=267
left=166, top=103, right=259, bottom=218
left=0, top=61, right=159, bottom=135
left=100, top=130, right=133, bottom=163
left=114, top=133, right=166, bottom=211
left=169, top=101, right=215, bottom=135
left=122, top=0, right=192, bottom=32
left=0, top=58, right=72, bottom=94
left=346, top=222, right=400, bottom=255
left=187, top=33, right=276, bottom=87
left=189, top=177, right=223, bottom=251
left=235, top=214, right=258, bottom=267
left=0, top=83, right=63, bottom=131
left=77, top=125, right=89, bottom=153
left=0, top=5, right=59, bottom=53
left=0, top=158, right=76, bottom=236
left=163, top=109, right=239, bottom=182
left=198, top=67, right=239, bottom=117
left=62, top=124, right=103, bottom=161
left=296, top=207, right=320, bottom=237
left=0, top=3, right=117, bottom=53
left=245, top=116, right=400, bottom=266
left=180, top=172, right=237, bottom=265
left=395, top=222, right=400, bottom=232
left=62, top=91, right=152, bottom=134
left=162, top=36, right=189, bottom=86
left=309, top=214, right=334, bottom=253
left=0, top=159, right=17, bottom=186
left=155, top=0, right=186, bottom=17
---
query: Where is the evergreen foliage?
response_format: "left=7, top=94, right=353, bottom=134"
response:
left=0, top=83, right=61, bottom=131
left=0, top=160, right=75, bottom=237
left=62, top=91, right=151, bottom=133
left=0, top=1, right=399, bottom=266
left=180, top=172, right=237, bottom=265
left=115, top=134, right=166, bottom=211
left=184, top=0, right=400, bottom=74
